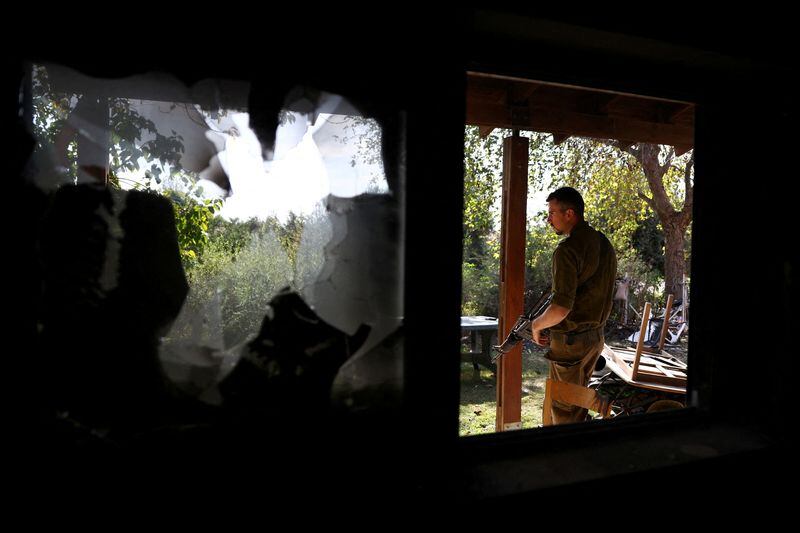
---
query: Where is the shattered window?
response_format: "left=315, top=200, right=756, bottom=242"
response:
left=27, top=62, right=404, bottom=439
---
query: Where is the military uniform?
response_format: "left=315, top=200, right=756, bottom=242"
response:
left=547, top=220, right=617, bottom=424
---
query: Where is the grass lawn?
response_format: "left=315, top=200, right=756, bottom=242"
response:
left=459, top=344, right=550, bottom=436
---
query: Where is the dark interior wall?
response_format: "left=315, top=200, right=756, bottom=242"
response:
left=6, top=7, right=796, bottom=512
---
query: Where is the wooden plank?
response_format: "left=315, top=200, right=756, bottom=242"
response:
left=610, top=351, right=687, bottom=376
left=632, top=302, right=651, bottom=380
left=495, top=134, right=528, bottom=432
left=602, top=355, right=686, bottom=394
left=613, top=348, right=687, bottom=370
left=636, top=363, right=686, bottom=377
left=631, top=370, right=686, bottom=388
left=657, top=294, right=674, bottom=352
left=650, top=353, right=687, bottom=369
left=604, top=344, right=634, bottom=381
left=654, top=361, right=677, bottom=378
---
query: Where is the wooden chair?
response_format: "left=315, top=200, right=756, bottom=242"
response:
left=602, top=295, right=688, bottom=394
left=542, top=378, right=613, bottom=425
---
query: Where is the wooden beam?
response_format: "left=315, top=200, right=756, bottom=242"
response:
left=669, top=103, right=695, bottom=123
left=496, top=134, right=529, bottom=432
left=597, top=94, right=623, bottom=114
left=466, top=101, right=695, bottom=147
left=674, top=144, right=693, bottom=156
left=478, top=126, right=496, bottom=138
left=509, top=83, right=540, bottom=105
left=552, top=133, right=570, bottom=145
left=575, top=92, right=621, bottom=115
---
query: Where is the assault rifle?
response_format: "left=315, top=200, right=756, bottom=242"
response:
left=492, top=286, right=553, bottom=362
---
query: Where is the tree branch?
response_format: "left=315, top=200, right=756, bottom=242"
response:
left=622, top=142, right=640, bottom=160
left=637, top=189, right=656, bottom=210
left=598, top=139, right=640, bottom=159
left=680, top=152, right=695, bottom=224
left=660, top=146, right=675, bottom=175
left=637, top=143, right=673, bottom=216
left=683, top=152, right=695, bottom=192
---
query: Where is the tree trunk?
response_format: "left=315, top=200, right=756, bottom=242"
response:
left=631, top=144, right=693, bottom=301
left=662, top=215, right=687, bottom=299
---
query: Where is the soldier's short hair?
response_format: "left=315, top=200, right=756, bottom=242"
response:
left=546, top=187, right=585, bottom=218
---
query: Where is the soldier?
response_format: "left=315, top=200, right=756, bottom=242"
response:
left=531, top=187, right=617, bottom=424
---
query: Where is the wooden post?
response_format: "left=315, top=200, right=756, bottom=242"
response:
left=495, top=133, right=528, bottom=432
left=632, top=302, right=651, bottom=381
left=657, top=294, right=674, bottom=352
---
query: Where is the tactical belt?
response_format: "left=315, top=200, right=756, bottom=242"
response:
left=550, top=326, right=604, bottom=346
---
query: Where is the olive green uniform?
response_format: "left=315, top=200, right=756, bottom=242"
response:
left=547, top=220, right=617, bottom=424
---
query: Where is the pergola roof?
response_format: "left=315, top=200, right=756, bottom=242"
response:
left=466, top=72, right=694, bottom=154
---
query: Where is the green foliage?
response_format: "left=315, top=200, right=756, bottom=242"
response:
left=166, top=189, right=223, bottom=266
left=461, top=127, right=505, bottom=316
left=207, top=216, right=263, bottom=256
left=31, top=65, right=188, bottom=187
left=30, top=64, right=237, bottom=274
left=535, top=135, right=649, bottom=251
left=461, top=256, right=499, bottom=316
left=31, top=65, right=76, bottom=147
left=275, top=211, right=306, bottom=267
left=293, top=204, right=331, bottom=291
left=525, top=222, right=560, bottom=305
left=631, top=210, right=665, bottom=276
left=172, top=208, right=330, bottom=348
left=107, top=99, right=187, bottom=190
left=463, top=126, right=504, bottom=237
left=176, top=228, right=294, bottom=348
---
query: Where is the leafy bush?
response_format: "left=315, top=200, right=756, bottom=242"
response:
left=172, top=225, right=293, bottom=349
left=170, top=206, right=333, bottom=349
left=167, top=189, right=223, bottom=265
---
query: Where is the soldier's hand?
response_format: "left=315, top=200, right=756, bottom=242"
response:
left=532, top=328, right=550, bottom=346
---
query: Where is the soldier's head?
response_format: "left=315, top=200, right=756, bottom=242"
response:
left=546, top=187, right=584, bottom=235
